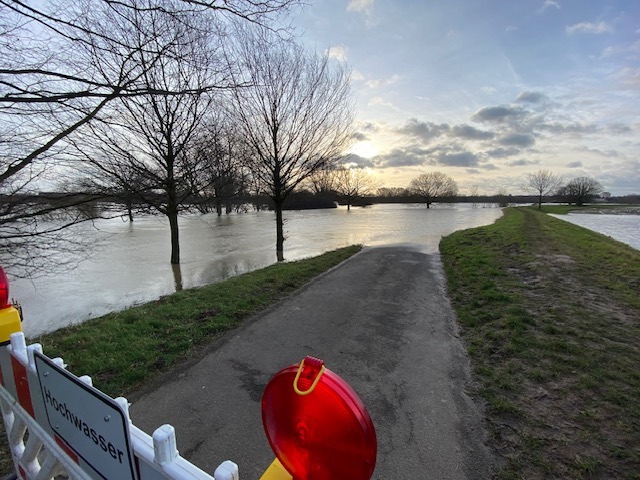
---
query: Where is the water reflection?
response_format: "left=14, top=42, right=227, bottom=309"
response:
left=13, top=204, right=503, bottom=337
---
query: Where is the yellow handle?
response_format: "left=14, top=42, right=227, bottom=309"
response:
left=293, top=358, right=325, bottom=396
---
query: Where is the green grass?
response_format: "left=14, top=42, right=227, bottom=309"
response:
left=440, top=207, right=640, bottom=479
left=539, top=204, right=638, bottom=215
left=0, top=245, right=361, bottom=476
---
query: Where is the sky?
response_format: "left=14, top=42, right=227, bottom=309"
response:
left=288, top=0, right=640, bottom=196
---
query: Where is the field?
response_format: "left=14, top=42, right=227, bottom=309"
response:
left=440, top=207, right=640, bottom=479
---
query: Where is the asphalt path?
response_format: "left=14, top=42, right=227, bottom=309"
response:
left=129, top=246, right=495, bottom=479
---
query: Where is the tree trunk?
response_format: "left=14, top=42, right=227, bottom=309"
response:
left=276, top=201, right=284, bottom=262
left=168, top=208, right=180, bottom=264
left=172, top=263, right=183, bottom=291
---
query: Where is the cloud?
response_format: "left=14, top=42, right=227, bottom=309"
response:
left=617, top=67, right=640, bottom=89
left=606, top=124, right=632, bottom=135
left=498, top=132, right=536, bottom=147
left=340, top=153, right=375, bottom=168
left=539, top=0, right=560, bottom=13
left=515, top=91, right=547, bottom=103
left=600, top=40, right=640, bottom=59
left=575, top=146, right=620, bottom=158
left=471, top=105, right=526, bottom=123
left=374, top=143, right=480, bottom=168
left=359, top=121, right=380, bottom=133
left=368, top=96, right=397, bottom=110
left=351, top=70, right=365, bottom=81
left=365, top=74, right=401, bottom=89
left=480, top=163, right=500, bottom=171
left=347, top=0, right=374, bottom=13
left=351, top=132, right=369, bottom=141
left=374, top=146, right=429, bottom=167
left=436, top=151, right=481, bottom=167
left=507, top=159, right=540, bottom=167
left=326, top=45, right=348, bottom=62
left=395, top=118, right=449, bottom=142
left=346, top=0, right=377, bottom=26
left=567, top=161, right=583, bottom=168
left=450, top=124, right=495, bottom=140
left=566, top=21, right=613, bottom=35
left=599, top=159, right=640, bottom=195
left=536, top=122, right=600, bottom=135
left=486, top=147, right=521, bottom=158
left=394, top=120, right=497, bottom=145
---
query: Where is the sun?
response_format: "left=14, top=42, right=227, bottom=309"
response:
left=348, top=141, right=378, bottom=159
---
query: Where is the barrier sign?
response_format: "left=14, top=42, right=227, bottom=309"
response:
left=34, top=351, right=138, bottom=480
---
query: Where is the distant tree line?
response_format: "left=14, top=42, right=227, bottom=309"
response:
left=297, top=169, right=621, bottom=210
left=523, top=170, right=606, bottom=208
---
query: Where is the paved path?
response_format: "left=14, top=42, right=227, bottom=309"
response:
left=129, top=246, right=495, bottom=479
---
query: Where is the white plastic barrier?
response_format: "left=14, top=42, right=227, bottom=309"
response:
left=0, top=332, right=239, bottom=480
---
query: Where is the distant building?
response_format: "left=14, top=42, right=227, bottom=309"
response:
left=602, top=192, right=612, bottom=199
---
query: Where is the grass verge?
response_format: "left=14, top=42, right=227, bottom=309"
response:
left=440, top=207, right=640, bottom=479
left=537, top=204, right=640, bottom=215
left=1, top=245, right=361, bottom=476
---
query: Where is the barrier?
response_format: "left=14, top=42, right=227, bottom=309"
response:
left=0, top=326, right=239, bottom=480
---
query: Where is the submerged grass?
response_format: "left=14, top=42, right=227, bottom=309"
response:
left=440, top=207, right=640, bottom=479
left=0, top=245, right=361, bottom=475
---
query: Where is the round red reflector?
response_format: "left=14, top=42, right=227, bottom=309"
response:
left=0, top=267, right=9, bottom=309
left=262, top=357, right=377, bottom=480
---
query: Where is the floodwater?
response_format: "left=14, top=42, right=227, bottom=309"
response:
left=550, top=212, right=640, bottom=250
left=13, top=203, right=504, bottom=337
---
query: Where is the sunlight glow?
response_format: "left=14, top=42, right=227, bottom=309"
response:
left=349, top=141, right=378, bottom=159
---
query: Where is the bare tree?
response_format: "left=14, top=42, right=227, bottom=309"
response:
left=0, top=0, right=299, bottom=276
left=333, top=167, right=379, bottom=210
left=559, top=176, right=603, bottom=206
left=74, top=7, right=230, bottom=265
left=191, top=115, right=249, bottom=216
left=494, top=188, right=510, bottom=208
left=409, top=172, right=458, bottom=208
left=1, top=0, right=297, bottom=187
left=377, top=187, right=409, bottom=198
left=228, top=27, right=355, bottom=260
left=468, top=184, right=480, bottom=208
left=524, top=169, right=562, bottom=210
left=305, top=166, right=338, bottom=195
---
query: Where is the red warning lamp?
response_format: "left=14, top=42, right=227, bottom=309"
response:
left=0, top=266, right=9, bottom=310
left=262, top=356, right=377, bottom=480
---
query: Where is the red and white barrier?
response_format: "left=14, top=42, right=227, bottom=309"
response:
left=0, top=332, right=238, bottom=480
